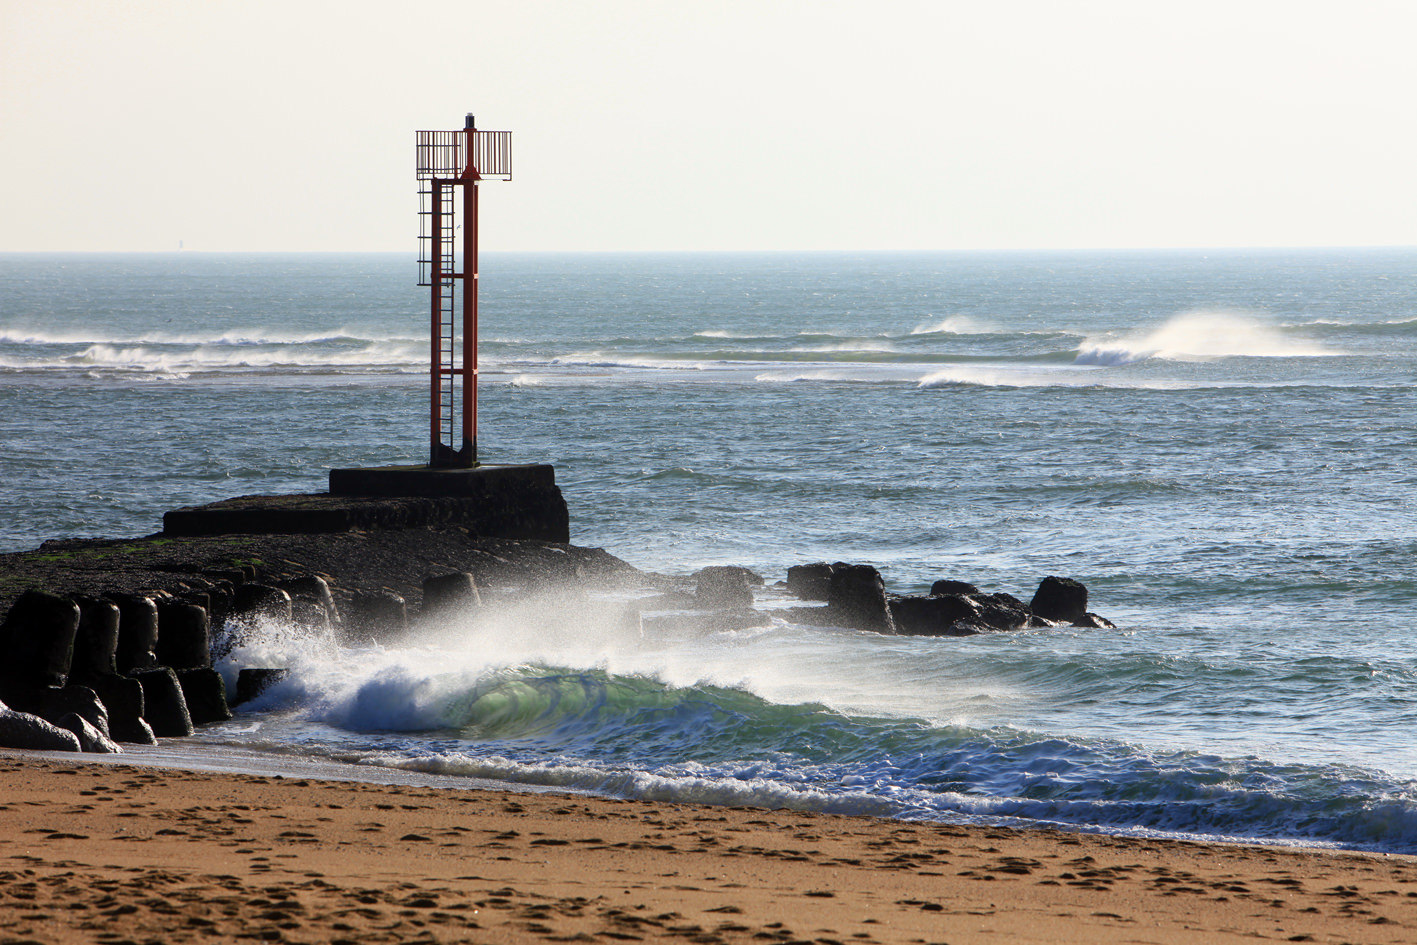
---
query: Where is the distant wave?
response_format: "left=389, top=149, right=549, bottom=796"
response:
left=914, top=367, right=1328, bottom=391
left=792, top=340, right=899, bottom=354
left=754, top=370, right=914, bottom=385
left=1075, top=311, right=1336, bottom=366
left=550, top=353, right=706, bottom=371
left=919, top=365, right=1112, bottom=389
left=0, top=326, right=420, bottom=347
left=0, top=339, right=424, bottom=375
left=1298, top=316, right=1417, bottom=337
left=910, top=315, right=991, bottom=335
left=691, top=330, right=788, bottom=341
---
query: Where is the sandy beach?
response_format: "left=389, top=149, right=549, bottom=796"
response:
left=1, top=753, right=1413, bottom=944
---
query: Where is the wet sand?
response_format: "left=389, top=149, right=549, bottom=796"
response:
left=2, top=754, right=1415, bottom=944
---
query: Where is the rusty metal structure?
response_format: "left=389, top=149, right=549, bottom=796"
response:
left=416, top=115, right=512, bottom=467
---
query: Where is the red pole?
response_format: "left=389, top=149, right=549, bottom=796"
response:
left=429, top=178, right=443, bottom=466
left=464, top=121, right=487, bottom=470
left=463, top=126, right=481, bottom=466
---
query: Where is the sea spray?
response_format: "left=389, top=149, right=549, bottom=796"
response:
left=1075, top=310, right=1335, bottom=365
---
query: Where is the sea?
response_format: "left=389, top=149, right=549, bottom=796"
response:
left=2, top=249, right=1415, bottom=854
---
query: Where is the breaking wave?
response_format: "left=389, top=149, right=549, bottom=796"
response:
left=214, top=610, right=1417, bottom=854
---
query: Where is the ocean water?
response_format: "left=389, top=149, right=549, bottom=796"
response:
left=2, top=249, right=1416, bottom=853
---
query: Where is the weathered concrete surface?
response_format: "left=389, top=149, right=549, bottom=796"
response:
left=163, top=464, right=569, bottom=542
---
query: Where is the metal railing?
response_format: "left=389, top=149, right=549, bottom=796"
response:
left=415, top=129, right=511, bottom=180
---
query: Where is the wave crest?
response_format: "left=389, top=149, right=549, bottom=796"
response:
left=910, top=316, right=990, bottom=335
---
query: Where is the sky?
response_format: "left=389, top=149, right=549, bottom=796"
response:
left=2, top=0, right=1415, bottom=253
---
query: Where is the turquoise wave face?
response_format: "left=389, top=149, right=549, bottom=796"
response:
left=303, top=664, right=1417, bottom=854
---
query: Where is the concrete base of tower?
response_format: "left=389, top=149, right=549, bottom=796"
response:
left=160, top=465, right=569, bottom=542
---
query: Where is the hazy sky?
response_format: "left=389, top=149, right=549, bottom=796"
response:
left=3, top=0, right=1415, bottom=252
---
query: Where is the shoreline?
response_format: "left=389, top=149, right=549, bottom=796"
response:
left=29, top=734, right=1384, bottom=859
left=4, top=751, right=1416, bottom=944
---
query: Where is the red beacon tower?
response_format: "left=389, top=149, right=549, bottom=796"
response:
left=328, top=113, right=564, bottom=545
left=416, top=114, right=512, bottom=467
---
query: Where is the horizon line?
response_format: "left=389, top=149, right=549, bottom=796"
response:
left=2, top=244, right=1415, bottom=256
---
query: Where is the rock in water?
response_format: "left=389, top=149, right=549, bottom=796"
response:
left=973, top=592, right=1032, bottom=631
left=826, top=564, right=897, bottom=634
left=889, top=594, right=981, bottom=636
left=177, top=666, right=232, bottom=724
left=694, top=566, right=761, bottom=611
left=233, top=668, right=289, bottom=707
left=786, top=563, right=836, bottom=601
left=1030, top=576, right=1089, bottom=624
left=929, top=579, right=980, bottom=596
